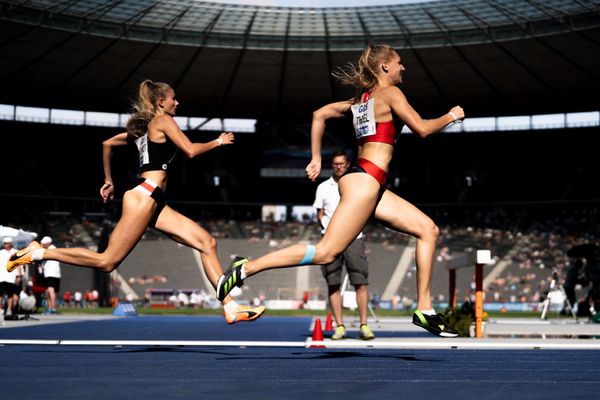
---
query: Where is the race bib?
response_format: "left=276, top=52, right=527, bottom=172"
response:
left=134, top=134, right=149, bottom=167
left=351, top=98, right=376, bottom=140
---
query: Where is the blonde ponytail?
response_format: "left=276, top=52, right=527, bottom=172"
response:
left=126, top=79, right=172, bottom=138
left=332, top=44, right=397, bottom=100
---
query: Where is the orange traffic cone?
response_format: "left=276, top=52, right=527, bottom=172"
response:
left=310, top=318, right=325, bottom=348
left=325, top=312, right=333, bottom=331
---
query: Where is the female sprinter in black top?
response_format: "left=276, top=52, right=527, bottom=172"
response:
left=8, top=80, right=264, bottom=324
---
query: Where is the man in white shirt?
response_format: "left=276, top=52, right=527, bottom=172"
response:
left=40, top=236, right=61, bottom=315
left=0, top=237, right=21, bottom=320
left=313, top=150, right=374, bottom=340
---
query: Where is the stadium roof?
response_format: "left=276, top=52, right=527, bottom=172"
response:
left=1, top=0, right=599, bottom=119
left=2, top=0, right=599, bottom=50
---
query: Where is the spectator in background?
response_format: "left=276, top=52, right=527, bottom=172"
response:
left=313, top=150, right=374, bottom=340
left=0, top=237, right=21, bottom=320
left=91, top=289, right=99, bottom=308
left=190, top=290, right=202, bottom=308
left=63, top=290, right=71, bottom=308
left=391, top=294, right=400, bottom=310
left=40, top=236, right=61, bottom=315
left=370, top=293, right=381, bottom=310
left=73, top=291, right=83, bottom=308
left=84, top=290, right=92, bottom=307
left=177, top=291, right=190, bottom=307
left=168, top=293, right=178, bottom=306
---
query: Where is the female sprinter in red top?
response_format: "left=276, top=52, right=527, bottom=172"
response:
left=217, top=44, right=464, bottom=336
left=8, top=80, right=264, bottom=324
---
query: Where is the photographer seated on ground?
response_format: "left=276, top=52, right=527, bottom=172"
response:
left=563, top=243, right=600, bottom=318
left=18, top=282, right=37, bottom=317
left=562, top=258, right=590, bottom=316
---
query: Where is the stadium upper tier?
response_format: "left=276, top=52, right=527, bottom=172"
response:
left=1, top=0, right=599, bottom=50
left=1, top=0, right=599, bottom=117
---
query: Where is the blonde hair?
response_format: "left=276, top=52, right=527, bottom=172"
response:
left=126, top=79, right=172, bottom=138
left=332, top=44, right=397, bottom=97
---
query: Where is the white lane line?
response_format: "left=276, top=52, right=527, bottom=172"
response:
left=2, top=338, right=600, bottom=350
left=0, top=339, right=305, bottom=347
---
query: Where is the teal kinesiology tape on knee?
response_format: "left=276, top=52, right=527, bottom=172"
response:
left=299, top=245, right=316, bottom=265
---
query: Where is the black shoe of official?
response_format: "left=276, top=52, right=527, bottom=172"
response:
left=216, top=256, right=247, bottom=302
left=413, top=310, right=458, bottom=337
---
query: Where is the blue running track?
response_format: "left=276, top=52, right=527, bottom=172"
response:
left=1, top=316, right=600, bottom=399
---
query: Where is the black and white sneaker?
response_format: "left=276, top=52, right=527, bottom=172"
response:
left=413, top=310, right=458, bottom=337
left=216, top=256, right=247, bottom=302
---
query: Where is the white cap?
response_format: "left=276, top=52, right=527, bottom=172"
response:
left=3, top=237, right=13, bottom=244
left=41, top=236, right=52, bottom=244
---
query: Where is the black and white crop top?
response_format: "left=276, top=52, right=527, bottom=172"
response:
left=134, top=133, right=178, bottom=172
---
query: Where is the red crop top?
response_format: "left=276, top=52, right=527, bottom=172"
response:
left=353, top=92, right=402, bottom=146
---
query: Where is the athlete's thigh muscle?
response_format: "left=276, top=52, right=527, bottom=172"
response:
left=105, top=190, right=157, bottom=262
left=154, top=206, right=213, bottom=249
left=320, top=173, right=380, bottom=254
left=373, top=190, right=434, bottom=237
